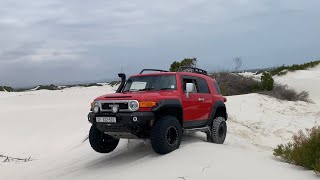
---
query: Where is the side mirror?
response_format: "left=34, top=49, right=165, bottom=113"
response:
left=186, top=83, right=194, bottom=98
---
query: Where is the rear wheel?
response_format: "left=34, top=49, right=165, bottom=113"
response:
left=89, top=125, right=119, bottom=153
left=150, top=116, right=182, bottom=154
left=207, top=117, right=227, bottom=144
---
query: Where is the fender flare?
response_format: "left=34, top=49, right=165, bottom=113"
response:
left=207, top=101, right=227, bottom=126
left=152, top=99, right=183, bottom=124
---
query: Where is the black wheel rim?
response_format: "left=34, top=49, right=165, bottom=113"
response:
left=218, top=124, right=225, bottom=138
left=166, top=126, right=178, bottom=146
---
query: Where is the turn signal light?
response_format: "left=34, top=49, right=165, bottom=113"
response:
left=139, top=101, right=157, bottom=108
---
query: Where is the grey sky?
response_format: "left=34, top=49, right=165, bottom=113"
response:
left=0, top=0, right=319, bottom=87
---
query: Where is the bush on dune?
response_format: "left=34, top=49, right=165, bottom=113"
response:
left=210, top=72, right=261, bottom=96
left=274, top=126, right=320, bottom=174
left=260, top=85, right=310, bottom=102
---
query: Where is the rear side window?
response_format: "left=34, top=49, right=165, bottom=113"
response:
left=196, top=78, right=210, bottom=94
left=214, top=81, right=222, bottom=94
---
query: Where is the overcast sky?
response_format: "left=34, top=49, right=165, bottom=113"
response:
left=0, top=0, right=319, bottom=87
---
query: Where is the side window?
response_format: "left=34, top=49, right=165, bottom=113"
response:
left=182, top=78, right=198, bottom=93
left=196, top=78, right=210, bottom=94
left=214, top=81, right=222, bottom=94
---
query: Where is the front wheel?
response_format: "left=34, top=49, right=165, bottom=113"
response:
left=89, top=125, right=119, bottom=153
left=207, top=117, right=227, bottom=144
left=150, top=116, right=182, bottom=154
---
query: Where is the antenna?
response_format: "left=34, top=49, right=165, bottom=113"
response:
left=121, top=64, right=123, bottom=73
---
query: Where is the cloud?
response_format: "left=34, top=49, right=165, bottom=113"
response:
left=0, top=0, right=320, bottom=87
left=0, top=41, right=87, bottom=64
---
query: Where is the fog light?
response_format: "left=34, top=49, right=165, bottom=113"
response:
left=133, top=117, right=138, bottom=122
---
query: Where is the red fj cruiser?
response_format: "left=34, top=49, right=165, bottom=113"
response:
left=87, top=67, right=228, bottom=154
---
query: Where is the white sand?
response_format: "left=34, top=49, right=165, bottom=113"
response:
left=0, top=67, right=319, bottom=180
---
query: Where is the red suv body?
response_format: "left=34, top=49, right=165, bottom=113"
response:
left=88, top=67, right=228, bottom=154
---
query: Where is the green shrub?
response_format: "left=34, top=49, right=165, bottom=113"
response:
left=273, top=126, right=320, bottom=174
left=261, top=72, right=274, bottom=91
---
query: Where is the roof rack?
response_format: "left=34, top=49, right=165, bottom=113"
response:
left=139, top=69, right=169, bottom=74
left=178, top=66, right=208, bottom=75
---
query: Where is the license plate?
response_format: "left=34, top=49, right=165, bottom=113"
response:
left=96, top=117, right=116, bottom=123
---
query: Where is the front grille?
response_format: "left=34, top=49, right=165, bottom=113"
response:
left=101, top=102, right=128, bottom=110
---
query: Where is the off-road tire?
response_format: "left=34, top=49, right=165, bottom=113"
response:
left=89, top=125, right=119, bottom=153
left=150, top=116, right=182, bottom=154
left=207, top=117, right=227, bottom=144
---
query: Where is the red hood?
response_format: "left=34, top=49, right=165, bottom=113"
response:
left=95, top=91, right=179, bottom=102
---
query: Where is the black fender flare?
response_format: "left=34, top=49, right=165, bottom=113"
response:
left=207, top=101, right=227, bottom=126
left=152, top=99, right=183, bottom=124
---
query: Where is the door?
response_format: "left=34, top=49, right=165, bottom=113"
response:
left=180, top=76, right=212, bottom=122
left=180, top=77, right=199, bottom=121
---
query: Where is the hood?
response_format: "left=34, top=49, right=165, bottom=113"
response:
left=95, top=91, right=179, bottom=102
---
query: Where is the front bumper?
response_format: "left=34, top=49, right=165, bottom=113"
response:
left=88, top=111, right=154, bottom=136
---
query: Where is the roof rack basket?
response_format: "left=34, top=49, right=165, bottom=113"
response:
left=178, top=66, right=208, bottom=75
left=139, top=69, right=169, bottom=74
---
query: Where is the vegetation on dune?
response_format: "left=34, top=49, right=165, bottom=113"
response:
left=274, top=126, right=320, bottom=174
left=0, top=86, right=15, bottom=92
left=270, top=60, right=320, bottom=76
left=1, top=83, right=104, bottom=92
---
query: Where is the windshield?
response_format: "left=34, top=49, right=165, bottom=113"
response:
left=123, top=75, right=177, bottom=92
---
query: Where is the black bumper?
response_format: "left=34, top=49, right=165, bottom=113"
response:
left=88, top=111, right=154, bottom=133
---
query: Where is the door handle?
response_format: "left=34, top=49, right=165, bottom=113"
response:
left=198, top=98, right=205, bottom=102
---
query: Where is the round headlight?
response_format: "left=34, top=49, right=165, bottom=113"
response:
left=93, top=105, right=100, bottom=113
left=128, top=100, right=139, bottom=111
